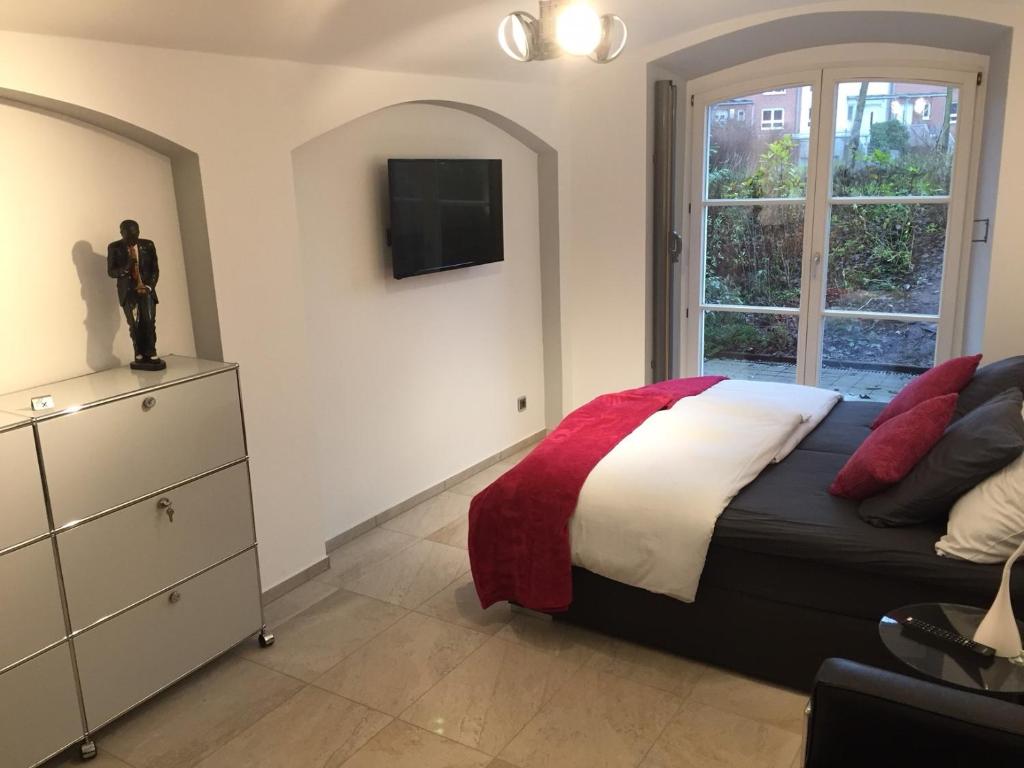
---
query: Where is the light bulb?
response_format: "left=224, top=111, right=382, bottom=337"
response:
left=556, top=3, right=602, bottom=56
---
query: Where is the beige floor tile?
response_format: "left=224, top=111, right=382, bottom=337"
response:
left=639, top=699, right=801, bottom=768
left=318, top=527, right=419, bottom=584
left=316, top=612, right=486, bottom=715
left=417, top=572, right=512, bottom=635
left=426, top=514, right=469, bottom=548
left=585, top=636, right=707, bottom=696
left=341, top=539, right=469, bottom=609
left=448, top=459, right=515, bottom=497
left=382, top=492, right=471, bottom=538
left=339, top=721, right=490, bottom=768
left=44, top=749, right=132, bottom=768
left=98, top=655, right=303, bottom=768
left=238, top=589, right=406, bottom=681
left=401, top=636, right=582, bottom=756
left=689, top=667, right=809, bottom=735
left=196, top=685, right=391, bottom=768
left=263, top=577, right=339, bottom=627
left=495, top=613, right=605, bottom=666
left=499, top=667, right=680, bottom=768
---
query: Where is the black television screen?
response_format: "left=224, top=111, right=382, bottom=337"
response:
left=388, top=159, right=504, bottom=279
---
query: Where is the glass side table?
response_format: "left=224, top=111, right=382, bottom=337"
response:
left=880, top=603, right=1024, bottom=699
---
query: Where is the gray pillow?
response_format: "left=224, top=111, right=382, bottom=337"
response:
left=859, top=388, right=1024, bottom=527
left=954, top=355, right=1024, bottom=419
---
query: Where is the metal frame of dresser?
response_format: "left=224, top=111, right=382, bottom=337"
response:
left=13, top=363, right=273, bottom=765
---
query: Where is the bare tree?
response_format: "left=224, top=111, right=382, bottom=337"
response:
left=938, top=86, right=954, bottom=153
left=843, top=81, right=871, bottom=167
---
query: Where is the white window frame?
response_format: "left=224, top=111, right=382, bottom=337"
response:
left=682, top=54, right=985, bottom=385
left=763, top=89, right=788, bottom=95
left=760, top=107, right=785, bottom=130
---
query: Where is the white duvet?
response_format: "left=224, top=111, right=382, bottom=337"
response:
left=568, top=380, right=840, bottom=602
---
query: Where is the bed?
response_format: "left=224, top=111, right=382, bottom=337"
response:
left=556, top=399, right=1024, bottom=691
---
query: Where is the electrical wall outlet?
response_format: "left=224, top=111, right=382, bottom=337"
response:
left=517, top=396, right=527, bottom=412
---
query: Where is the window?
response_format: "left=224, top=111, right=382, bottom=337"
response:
left=763, top=89, right=787, bottom=95
left=761, top=108, right=785, bottom=130
left=950, top=101, right=958, bottom=124
left=713, top=109, right=728, bottom=124
left=737, top=109, right=746, bottom=121
left=693, top=74, right=974, bottom=402
left=921, top=101, right=931, bottom=120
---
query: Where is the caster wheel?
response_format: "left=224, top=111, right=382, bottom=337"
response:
left=258, top=628, right=275, bottom=648
left=80, top=739, right=97, bottom=760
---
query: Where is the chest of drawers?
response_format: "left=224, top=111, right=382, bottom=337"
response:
left=0, top=357, right=271, bottom=766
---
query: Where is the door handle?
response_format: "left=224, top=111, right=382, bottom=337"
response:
left=670, top=231, right=683, bottom=263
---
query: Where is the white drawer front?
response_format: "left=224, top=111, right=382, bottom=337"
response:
left=76, top=550, right=261, bottom=730
left=0, top=643, right=83, bottom=768
left=0, top=541, right=68, bottom=670
left=0, top=425, right=48, bottom=551
left=39, top=371, right=245, bottom=528
left=59, top=463, right=256, bottom=631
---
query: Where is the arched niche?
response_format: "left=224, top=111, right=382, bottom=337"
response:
left=293, top=99, right=564, bottom=427
left=0, top=87, right=223, bottom=364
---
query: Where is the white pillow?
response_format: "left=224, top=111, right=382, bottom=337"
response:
left=936, top=445, right=1024, bottom=563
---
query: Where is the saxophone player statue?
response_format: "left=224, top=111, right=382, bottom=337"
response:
left=108, top=219, right=166, bottom=371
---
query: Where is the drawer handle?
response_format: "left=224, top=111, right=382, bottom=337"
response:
left=158, top=497, right=175, bottom=522
left=142, top=396, right=157, bottom=411
left=168, top=591, right=182, bottom=604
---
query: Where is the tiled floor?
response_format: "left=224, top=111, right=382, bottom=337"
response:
left=46, top=446, right=807, bottom=768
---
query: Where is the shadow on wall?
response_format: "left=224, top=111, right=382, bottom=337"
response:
left=72, top=240, right=123, bottom=372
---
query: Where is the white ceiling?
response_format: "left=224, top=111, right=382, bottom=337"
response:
left=0, top=0, right=846, bottom=80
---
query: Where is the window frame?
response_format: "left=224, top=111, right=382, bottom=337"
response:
left=760, top=107, right=785, bottom=130
left=683, top=61, right=985, bottom=384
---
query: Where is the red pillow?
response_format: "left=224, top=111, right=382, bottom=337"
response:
left=871, top=354, right=981, bottom=429
left=830, top=393, right=957, bottom=500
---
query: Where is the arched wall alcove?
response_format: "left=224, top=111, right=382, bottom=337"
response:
left=648, top=10, right=1013, bottom=368
left=290, top=98, right=562, bottom=537
left=0, top=87, right=223, bottom=391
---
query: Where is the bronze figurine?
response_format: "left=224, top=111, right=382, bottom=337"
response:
left=108, top=219, right=165, bottom=371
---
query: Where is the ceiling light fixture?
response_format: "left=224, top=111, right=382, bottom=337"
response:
left=498, top=1, right=627, bottom=64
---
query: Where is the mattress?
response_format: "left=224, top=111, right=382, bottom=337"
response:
left=704, top=400, right=1023, bottom=620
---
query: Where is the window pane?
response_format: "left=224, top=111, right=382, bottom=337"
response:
left=705, top=205, right=804, bottom=308
left=707, top=86, right=813, bottom=199
left=821, top=318, right=936, bottom=400
left=826, top=203, right=948, bottom=315
left=703, top=312, right=798, bottom=383
left=832, top=81, right=959, bottom=197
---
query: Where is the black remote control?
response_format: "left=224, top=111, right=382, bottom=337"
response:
left=900, top=616, right=997, bottom=657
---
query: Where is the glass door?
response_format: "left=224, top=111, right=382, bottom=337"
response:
left=806, top=72, right=976, bottom=400
left=689, top=81, right=818, bottom=384
left=688, top=66, right=978, bottom=401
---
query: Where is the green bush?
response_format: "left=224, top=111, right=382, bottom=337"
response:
left=705, top=130, right=950, bottom=360
left=868, top=119, right=909, bottom=155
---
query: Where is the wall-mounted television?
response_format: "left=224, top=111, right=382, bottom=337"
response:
left=387, top=159, right=504, bottom=279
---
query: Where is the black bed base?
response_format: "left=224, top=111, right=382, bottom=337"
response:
left=559, top=567, right=901, bottom=693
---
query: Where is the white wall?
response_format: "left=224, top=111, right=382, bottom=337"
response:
left=0, top=30, right=562, bottom=590
left=0, top=101, right=195, bottom=394
left=293, top=103, right=546, bottom=537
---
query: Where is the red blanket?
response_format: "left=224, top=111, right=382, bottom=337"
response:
left=468, top=376, right=725, bottom=612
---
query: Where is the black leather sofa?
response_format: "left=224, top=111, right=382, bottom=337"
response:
left=805, top=658, right=1024, bottom=767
